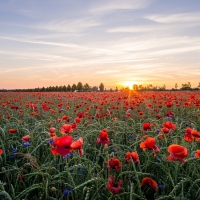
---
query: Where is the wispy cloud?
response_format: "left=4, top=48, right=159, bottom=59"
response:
left=145, top=12, right=200, bottom=23
left=107, top=24, right=170, bottom=33
left=33, top=18, right=100, bottom=33
left=89, top=0, right=152, bottom=14
left=95, top=70, right=121, bottom=74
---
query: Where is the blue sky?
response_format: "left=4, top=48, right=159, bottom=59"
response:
left=0, top=0, right=200, bottom=89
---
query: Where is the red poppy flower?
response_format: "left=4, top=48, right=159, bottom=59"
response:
left=107, top=158, right=121, bottom=172
left=62, top=115, right=70, bottom=122
left=184, top=127, right=193, bottom=142
left=49, top=127, right=56, bottom=137
left=60, top=124, right=73, bottom=134
left=70, top=137, right=84, bottom=156
left=106, top=175, right=122, bottom=194
left=126, top=152, right=139, bottom=163
left=141, top=177, right=158, bottom=191
left=51, top=136, right=73, bottom=156
left=195, top=150, right=200, bottom=158
left=77, top=112, right=85, bottom=118
left=140, top=137, right=160, bottom=156
left=161, top=127, right=169, bottom=134
left=74, top=117, right=81, bottom=123
left=166, top=110, right=175, bottom=117
left=167, top=144, right=188, bottom=164
left=22, top=135, right=30, bottom=142
left=191, top=130, right=200, bottom=141
left=9, top=129, right=17, bottom=134
left=142, top=123, right=151, bottom=131
left=0, top=149, right=3, bottom=155
left=96, top=129, right=110, bottom=145
left=162, top=122, right=176, bottom=130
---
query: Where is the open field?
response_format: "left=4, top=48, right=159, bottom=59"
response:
left=0, top=91, right=200, bottom=200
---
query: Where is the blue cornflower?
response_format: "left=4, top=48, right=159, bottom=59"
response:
left=156, top=129, right=160, bottom=133
left=48, top=139, right=54, bottom=144
left=10, top=155, right=15, bottom=159
left=12, top=148, right=17, bottom=153
left=158, top=184, right=164, bottom=189
left=23, top=142, right=30, bottom=147
left=112, top=149, right=117, bottom=153
left=78, top=169, right=86, bottom=175
left=63, top=153, right=71, bottom=160
left=156, top=157, right=161, bottom=163
left=191, top=154, right=195, bottom=157
left=63, top=189, right=70, bottom=196
left=168, top=117, right=172, bottom=121
left=129, top=134, right=133, bottom=138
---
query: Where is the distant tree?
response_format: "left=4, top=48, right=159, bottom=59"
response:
left=115, top=87, right=118, bottom=92
left=133, top=84, right=138, bottom=91
left=198, top=82, right=200, bottom=89
left=110, top=88, right=113, bottom=92
left=99, top=83, right=104, bottom=92
left=175, top=83, right=178, bottom=90
left=180, top=82, right=192, bottom=90
left=66, top=84, right=71, bottom=92
left=62, top=85, right=67, bottom=92
left=77, top=82, right=83, bottom=91
left=71, top=84, right=77, bottom=92
left=163, top=84, right=166, bottom=90
left=91, top=86, right=98, bottom=92
left=138, top=85, right=144, bottom=91
left=55, top=86, right=58, bottom=91
left=83, top=83, right=90, bottom=91
left=41, top=87, right=45, bottom=92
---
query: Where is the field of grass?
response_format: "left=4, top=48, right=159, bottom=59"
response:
left=0, top=91, right=200, bottom=200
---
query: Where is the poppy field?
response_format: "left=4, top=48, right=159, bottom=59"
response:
left=0, top=91, right=200, bottom=200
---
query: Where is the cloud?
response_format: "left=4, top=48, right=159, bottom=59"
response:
left=89, top=0, right=152, bottom=14
left=33, top=18, right=101, bottom=33
left=145, top=12, right=200, bottom=23
left=95, top=70, right=121, bottom=74
left=107, top=25, right=170, bottom=33
left=0, top=36, right=125, bottom=55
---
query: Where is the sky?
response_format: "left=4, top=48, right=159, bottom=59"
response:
left=0, top=0, right=200, bottom=90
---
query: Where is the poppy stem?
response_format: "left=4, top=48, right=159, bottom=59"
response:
left=130, top=157, right=142, bottom=196
left=130, top=182, right=133, bottom=200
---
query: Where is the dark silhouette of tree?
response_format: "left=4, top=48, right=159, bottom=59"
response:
left=76, top=82, right=83, bottom=91
left=63, top=85, right=67, bottom=92
left=198, top=82, right=200, bottom=89
left=133, top=84, right=138, bottom=91
left=99, top=83, right=104, bottom=92
left=83, top=83, right=90, bottom=91
left=71, top=84, right=77, bottom=92
left=115, top=87, right=118, bottom=92
left=41, top=87, right=45, bottom=92
left=180, top=82, right=192, bottom=90
left=175, top=83, right=178, bottom=90
left=91, top=86, right=98, bottom=92
left=66, top=84, right=71, bottom=91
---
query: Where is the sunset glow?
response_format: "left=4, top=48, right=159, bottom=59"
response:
left=0, top=1, right=200, bottom=90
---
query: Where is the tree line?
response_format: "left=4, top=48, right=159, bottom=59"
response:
left=1, top=82, right=200, bottom=92
left=123, top=82, right=200, bottom=91
left=0, top=82, right=105, bottom=92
